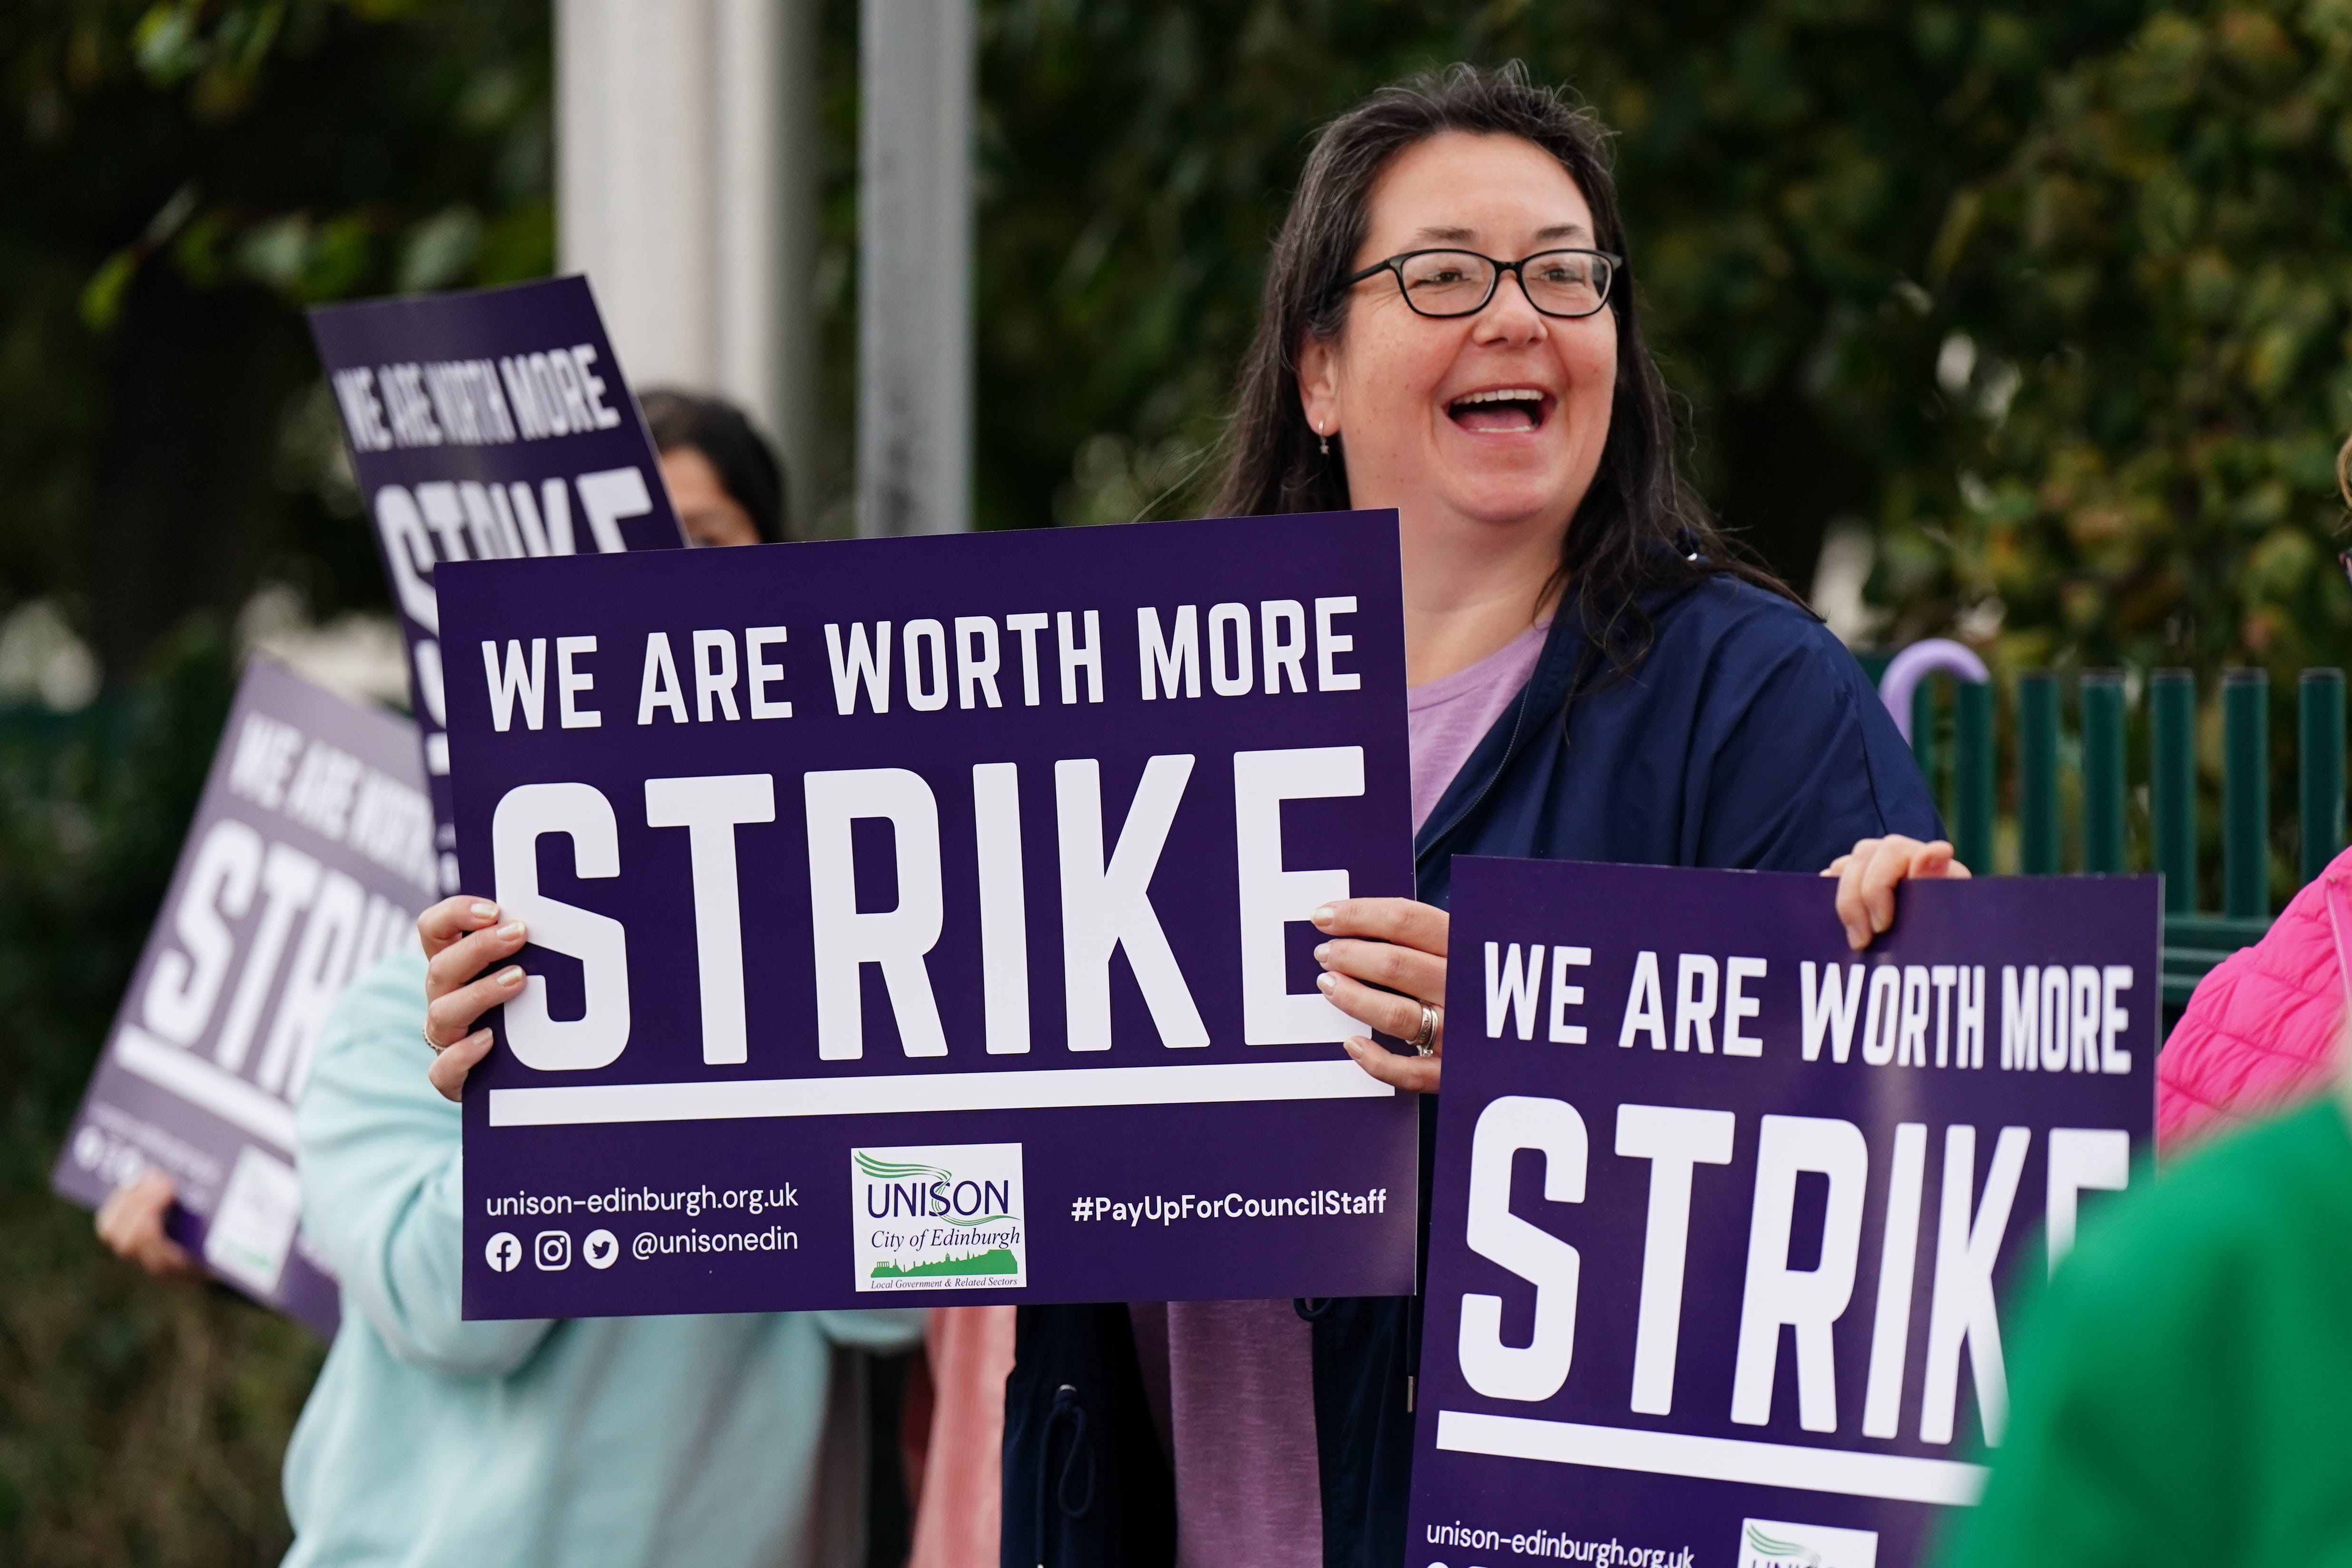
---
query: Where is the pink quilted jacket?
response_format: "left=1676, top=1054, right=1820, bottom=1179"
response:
left=2158, top=846, right=2352, bottom=1151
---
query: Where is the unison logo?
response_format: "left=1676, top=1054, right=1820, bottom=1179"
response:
left=859, top=1153, right=1014, bottom=1222
left=1739, top=1519, right=1878, bottom=1568
left=851, top=1143, right=1026, bottom=1293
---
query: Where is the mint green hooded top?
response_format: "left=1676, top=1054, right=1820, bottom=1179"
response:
left=281, top=951, right=922, bottom=1568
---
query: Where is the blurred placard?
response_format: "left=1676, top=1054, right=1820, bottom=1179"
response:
left=307, top=276, right=686, bottom=891
left=52, top=658, right=440, bottom=1333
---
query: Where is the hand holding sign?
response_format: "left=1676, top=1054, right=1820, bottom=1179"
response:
left=1825, top=835, right=1972, bottom=952
left=441, top=510, right=1421, bottom=1317
left=1313, top=837, right=1973, bottom=1098
left=1406, top=858, right=2156, bottom=1568
left=94, top=1169, right=198, bottom=1280
left=421, top=896, right=530, bottom=1101
left=1313, top=896, right=1451, bottom=1094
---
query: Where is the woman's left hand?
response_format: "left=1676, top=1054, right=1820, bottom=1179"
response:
left=96, top=1169, right=199, bottom=1280
left=1824, top=835, right=1971, bottom=950
left=1313, top=897, right=1450, bottom=1094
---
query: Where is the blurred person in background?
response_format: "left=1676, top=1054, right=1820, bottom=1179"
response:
left=643, top=387, right=790, bottom=546
left=278, top=392, right=928, bottom=1568
left=2155, top=836, right=2352, bottom=1151
left=427, top=389, right=1016, bottom=1567
left=2146, top=440, right=2352, bottom=1153
left=995, top=63, right=1957, bottom=1568
left=287, top=896, right=918, bottom=1568
left=91, top=387, right=785, bottom=1279
left=96, top=393, right=950, bottom=1568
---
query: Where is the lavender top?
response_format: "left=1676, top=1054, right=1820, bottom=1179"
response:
left=1407, top=619, right=1551, bottom=833
left=1137, top=620, right=1549, bottom=1559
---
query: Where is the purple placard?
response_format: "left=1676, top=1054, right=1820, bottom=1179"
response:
left=307, top=276, right=686, bottom=892
left=1408, top=859, right=2159, bottom=1568
left=437, top=510, right=1419, bottom=1316
left=53, top=657, right=442, bottom=1333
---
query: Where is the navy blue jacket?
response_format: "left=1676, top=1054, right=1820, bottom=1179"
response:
left=1002, top=575, right=1943, bottom=1568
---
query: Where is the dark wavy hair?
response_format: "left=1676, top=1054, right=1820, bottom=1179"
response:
left=641, top=388, right=790, bottom=543
left=1213, top=62, right=1799, bottom=671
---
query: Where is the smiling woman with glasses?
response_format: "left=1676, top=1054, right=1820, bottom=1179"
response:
left=1001, top=62, right=1958, bottom=1568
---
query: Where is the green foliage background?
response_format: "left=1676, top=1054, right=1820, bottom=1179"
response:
left=0, top=635, right=313, bottom=1564
left=1, top=2, right=552, bottom=1561
left=5, top=0, right=2349, bottom=1561
left=1902, top=1, right=2352, bottom=679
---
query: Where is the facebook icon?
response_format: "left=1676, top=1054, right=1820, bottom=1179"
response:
left=484, top=1231, right=522, bottom=1273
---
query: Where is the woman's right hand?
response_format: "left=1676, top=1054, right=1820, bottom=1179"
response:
left=420, top=896, right=529, bottom=1101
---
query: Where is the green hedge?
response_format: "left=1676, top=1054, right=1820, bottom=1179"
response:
left=0, top=631, right=323, bottom=1567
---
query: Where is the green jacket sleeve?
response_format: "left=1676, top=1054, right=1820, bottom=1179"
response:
left=1937, top=1147, right=2263, bottom=1568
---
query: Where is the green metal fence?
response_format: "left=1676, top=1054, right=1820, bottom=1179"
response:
left=1898, top=662, right=2348, bottom=1023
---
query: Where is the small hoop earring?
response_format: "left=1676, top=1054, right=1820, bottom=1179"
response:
left=1319, top=426, right=1332, bottom=457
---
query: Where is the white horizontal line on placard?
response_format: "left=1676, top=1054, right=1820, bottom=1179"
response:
left=114, top=1025, right=298, bottom=1151
left=1434, top=1411, right=1987, bottom=1508
left=489, top=1057, right=1394, bottom=1127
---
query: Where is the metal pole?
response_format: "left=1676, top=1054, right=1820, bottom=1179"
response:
left=763, top=0, right=821, bottom=529
left=2151, top=670, right=2197, bottom=914
left=2301, top=668, right=2345, bottom=884
left=557, top=0, right=809, bottom=481
left=859, top=0, right=974, bottom=537
left=2019, top=671, right=2061, bottom=874
left=558, top=0, right=715, bottom=393
left=1954, top=680, right=1995, bottom=875
left=2080, top=669, right=2126, bottom=874
left=2222, top=667, right=2268, bottom=920
left=1910, top=678, right=1939, bottom=812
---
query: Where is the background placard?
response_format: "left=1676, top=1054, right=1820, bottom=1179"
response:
left=308, top=276, right=686, bottom=891
left=52, top=659, right=441, bottom=1333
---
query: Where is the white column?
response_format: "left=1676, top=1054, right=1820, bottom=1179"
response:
left=858, top=0, right=974, bottom=536
left=557, top=0, right=818, bottom=524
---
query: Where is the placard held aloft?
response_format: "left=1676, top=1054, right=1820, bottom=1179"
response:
left=439, top=510, right=1420, bottom=1316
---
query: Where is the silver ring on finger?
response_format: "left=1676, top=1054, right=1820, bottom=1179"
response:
left=423, top=1023, right=450, bottom=1055
left=1411, top=1002, right=1439, bottom=1057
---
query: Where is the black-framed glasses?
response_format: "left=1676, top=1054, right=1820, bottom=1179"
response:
left=1338, top=247, right=1621, bottom=319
